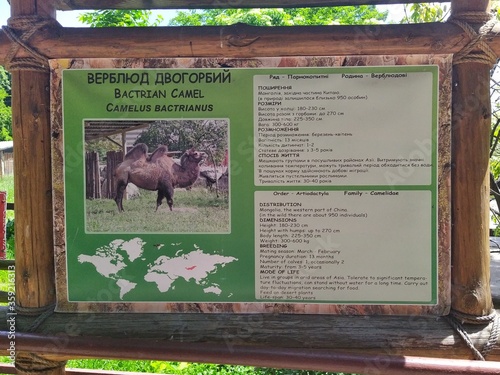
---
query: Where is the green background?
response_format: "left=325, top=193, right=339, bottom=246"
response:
left=62, top=66, right=438, bottom=303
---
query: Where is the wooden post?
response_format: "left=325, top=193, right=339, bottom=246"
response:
left=9, top=0, right=66, bottom=374
left=105, top=151, right=123, bottom=199
left=85, top=152, right=101, bottom=199
left=10, top=0, right=56, bottom=311
left=451, top=0, right=494, bottom=317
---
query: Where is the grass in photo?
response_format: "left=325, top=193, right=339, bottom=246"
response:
left=86, top=187, right=229, bottom=233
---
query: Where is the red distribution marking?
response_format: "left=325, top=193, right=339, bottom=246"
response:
left=186, top=265, right=197, bottom=271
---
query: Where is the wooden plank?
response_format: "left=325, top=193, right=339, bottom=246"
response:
left=11, top=69, right=55, bottom=309
left=5, top=310, right=500, bottom=361
left=11, top=0, right=55, bottom=17
left=10, top=0, right=56, bottom=310
left=0, top=363, right=15, bottom=375
left=450, top=1, right=493, bottom=317
left=51, top=0, right=451, bottom=10
left=11, top=0, right=61, bottom=373
left=85, top=152, right=100, bottom=199
left=2, top=22, right=497, bottom=65
left=105, top=151, right=122, bottom=200
left=3, top=332, right=500, bottom=375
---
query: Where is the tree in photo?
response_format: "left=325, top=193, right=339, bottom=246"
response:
left=135, top=119, right=227, bottom=161
left=135, top=120, right=228, bottom=195
left=79, top=10, right=163, bottom=27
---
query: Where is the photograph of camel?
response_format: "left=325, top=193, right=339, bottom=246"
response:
left=84, top=119, right=229, bottom=233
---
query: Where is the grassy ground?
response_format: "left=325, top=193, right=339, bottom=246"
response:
left=86, top=188, right=229, bottom=233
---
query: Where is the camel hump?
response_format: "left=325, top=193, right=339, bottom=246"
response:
left=125, top=143, right=148, bottom=161
left=149, top=145, right=169, bottom=163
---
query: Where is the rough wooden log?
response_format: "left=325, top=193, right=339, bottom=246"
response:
left=1, top=310, right=499, bottom=363
left=10, top=0, right=56, bottom=307
left=2, top=331, right=500, bottom=375
left=104, top=151, right=123, bottom=200
left=10, top=0, right=63, bottom=374
left=11, top=58, right=55, bottom=309
left=10, top=0, right=55, bottom=18
left=52, top=0, right=450, bottom=10
left=1, top=22, right=500, bottom=65
left=2, top=0, right=499, bottom=370
left=85, top=152, right=100, bottom=200
left=450, top=0, right=494, bottom=317
left=11, top=71, right=63, bottom=373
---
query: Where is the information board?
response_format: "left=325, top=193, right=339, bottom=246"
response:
left=50, top=56, right=451, bottom=315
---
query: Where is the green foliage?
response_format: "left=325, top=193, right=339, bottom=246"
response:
left=0, top=68, right=12, bottom=141
left=0, top=127, right=12, bottom=141
left=400, top=3, right=449, bottom=23
left=86, top=138, right=121, bottom=162
left=0, top=91, right=12, bottom=141
left=0, top=67, right=11, bottom=107
left=65, top=358, right=356, bottom=374
left=79, top=10, right=163, bottom=27
left=135, top=120, right=228, bottom=167
left=5, top=218, right=14, bottom=259
left=149, top=361, right=257, bottom=374
left=492, top=158, right=500, bottom=180
left=67, top=359, right=156, bottom=372
left=491, top=72, right=500, bottom=234
left=169, top=6, right=387, bottom=27
left=285, top=6, right=387, bottom=26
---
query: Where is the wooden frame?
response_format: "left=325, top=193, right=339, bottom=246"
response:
left=49, top=55, right=450, bottom=315
left=1, top=0, right=499, bottom=373
left=53, top=0, right=451, bottom=10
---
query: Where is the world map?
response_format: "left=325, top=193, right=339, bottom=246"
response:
left=78, top=238, right=238, bottom=300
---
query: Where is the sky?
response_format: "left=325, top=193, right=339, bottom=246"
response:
left=0, top=1, right=408, bottom=27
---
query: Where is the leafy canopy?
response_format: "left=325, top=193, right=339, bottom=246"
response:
left=135, top=120, right=228, bottom=166
left=79, top=10, right=163, bottom=27
left=169, top=7, right=388, bottom=26
left=400, top=3, right=449, bottom=23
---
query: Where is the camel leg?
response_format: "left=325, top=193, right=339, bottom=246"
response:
left=165, top=185, right=174, bottom=211
left=157, top=182, right=174, bottom=212
left=156, top=191, right=164, bottom=211
left=115, top=182, right=127, bottom=212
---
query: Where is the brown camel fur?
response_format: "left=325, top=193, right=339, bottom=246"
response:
left=114, top=143, right=174, bottom=212
left=114, top=144, right=204, bottom=212
left=148, top=146, right=204, bottom=189
left=171, top=148, right=204, bottom=189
